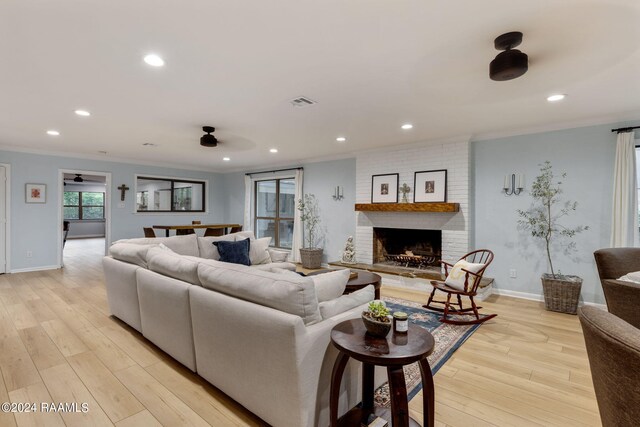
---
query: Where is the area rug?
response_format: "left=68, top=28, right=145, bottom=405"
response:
left=373, top=296, right=482, bottom=407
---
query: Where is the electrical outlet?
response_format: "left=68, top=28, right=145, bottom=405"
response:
left=26, top=251, right=33, bottom=258
left=509, top=269, right=517, bottom=278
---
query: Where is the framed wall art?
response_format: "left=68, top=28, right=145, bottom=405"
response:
left=414, top=170, right=447, bottom=203
left=26, top=183, right=47, bottom=203
left=371, top=173, right=399, bottom=203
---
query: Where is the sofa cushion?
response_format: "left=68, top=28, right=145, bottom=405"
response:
left=238, top=237, right=272, bottom=265
left=114, top=234, right=199, bottom=257
left=197, top=262, right=321, bottom=325
left=146, top=247, right=201, bottom=285
left=197, top=235, right=235, bottom=260
left=312, top=269, right=350, bottom=303
left=214, top=239, right=251, bottom=266
left=251, top=262, right=297, bottom=271
left=229, top=230, right=256, bottom=240
left=109, top=242, right=155, bottom=267
left=267, top=248, right=290, bottom=263
left=318, top=285, right=374, bottom=319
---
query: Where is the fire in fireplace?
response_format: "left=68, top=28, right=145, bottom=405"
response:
left=373, top=228, right=442, bottom=269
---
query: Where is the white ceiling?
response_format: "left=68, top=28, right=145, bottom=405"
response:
left=1, top=0, right=639, bottom=172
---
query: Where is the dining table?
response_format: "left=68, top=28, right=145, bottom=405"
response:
left=152, top=223, right=242, bottom=237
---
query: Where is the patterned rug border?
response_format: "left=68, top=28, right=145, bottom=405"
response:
left=374, top=296, right=483, bottom=405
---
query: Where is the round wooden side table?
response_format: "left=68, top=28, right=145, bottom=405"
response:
left=345, top=271, right=382, bottom=300
left=330, top=319, right=435, bottom=427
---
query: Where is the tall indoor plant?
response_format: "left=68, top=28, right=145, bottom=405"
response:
left=517, top=161, right=588, bottom=314
left=297, top=193, right=323, bottom=269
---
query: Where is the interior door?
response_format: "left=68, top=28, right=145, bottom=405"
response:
left=0, top=166, right=6, bottom=274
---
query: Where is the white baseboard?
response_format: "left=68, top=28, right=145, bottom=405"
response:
left=10, top=265, right=60, bottom=273
left=492, top=288, right=607, bottom=309
left=68, top=234, right=105, bottom=239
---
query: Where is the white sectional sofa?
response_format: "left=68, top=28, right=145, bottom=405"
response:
left=102, top=233, right=376, bottom=427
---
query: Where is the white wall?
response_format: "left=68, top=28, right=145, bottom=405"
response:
left=473, top=121, right=639, bottom=304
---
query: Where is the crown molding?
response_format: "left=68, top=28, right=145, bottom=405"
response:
left=471, top=111, right=640, bottom=142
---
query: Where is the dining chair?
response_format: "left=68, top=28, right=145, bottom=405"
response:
left=143, top=227, right=156, bottom=238
left=63, top=221, right=70, bottom=248
left=176, top=229, right=195, bottom=235
left=423, top=249, right=496, bottom=325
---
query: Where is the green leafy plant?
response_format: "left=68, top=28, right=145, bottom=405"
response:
left=517, top=161, right=588, bottom=278
left=364, top=301, right=390, bottom=323
left=297, top=193, right=321, bottom=248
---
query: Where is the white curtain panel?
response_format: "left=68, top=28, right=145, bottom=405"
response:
left=291, top=169, right=304, bottom=263
left=611, top=131, right=638, bottom=247
left=243, top=175, right=252, bottom=231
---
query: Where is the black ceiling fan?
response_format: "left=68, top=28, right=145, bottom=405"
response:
left=200, top=126, right=219, bottom=147
left=73, top=174, right=84, bottom=183
left=490, top=31, right=528, bottom=81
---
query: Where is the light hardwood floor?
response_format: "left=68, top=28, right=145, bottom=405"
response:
left=0, top=238, right=599, bottom=426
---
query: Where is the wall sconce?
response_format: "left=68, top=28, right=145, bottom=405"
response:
left=503, top=173, right=524, bottom=195
left=332, top=185, right=344, bottom=201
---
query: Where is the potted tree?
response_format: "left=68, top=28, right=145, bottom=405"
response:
left=517, top=161, right=589, bottom=314
left=297, top=193, right=323, bottom=269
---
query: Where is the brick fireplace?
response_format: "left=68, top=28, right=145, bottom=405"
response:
left=355, top=138, right=471, bottom=265
left=372, top=228, right=442, bottom=267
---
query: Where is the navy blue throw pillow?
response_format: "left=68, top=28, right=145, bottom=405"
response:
left=213, top=239, right=251, bottom=266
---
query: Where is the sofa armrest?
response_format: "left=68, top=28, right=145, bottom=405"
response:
left=602, top=279, right=640, bottom=329
left=318, top=285, right=374, bottom=319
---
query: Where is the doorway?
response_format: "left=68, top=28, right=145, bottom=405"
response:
left=0, top=164, right=8, bottom=274
left=58, top=170, right=111, bottom=267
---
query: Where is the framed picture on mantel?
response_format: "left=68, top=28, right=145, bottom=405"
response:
left=371, top=173, right=399, bottom=203
left=414, top=169, right=447, bottom=203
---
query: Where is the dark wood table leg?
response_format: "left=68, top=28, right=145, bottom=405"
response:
left=362, top=362, right=374, bottom=413
left=330, top=352, right=350, bottom=427
left=374, top=284, right=381, bottom=299
left=419, top=358, right=435, bottom=427
left=387, top=365, right=409, bottom=427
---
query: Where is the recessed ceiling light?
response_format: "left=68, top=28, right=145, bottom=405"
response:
left=223, top=157, right=230, bottom=161
left=46, top=130, right=60, bottom=136
left=74, top=109, right=91, bottom=116
left=336, top=137, right=346, bottom=142
left=401, top=124, right=413, bottom=130
left=98, top=150, right=108, bottom=155
left=144, top=54, right=165, bottom=67
left=547, top=94, right=566, bottom=102
left=270, top=148, right=278, bottom=153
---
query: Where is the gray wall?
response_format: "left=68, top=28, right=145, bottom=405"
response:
left=1, top=150, right=223, bottom=271
left=224, top=158, right=357, bottom=263
left=473, top=121, right=638, bottom=304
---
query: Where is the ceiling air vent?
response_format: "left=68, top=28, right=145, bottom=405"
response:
left=290, top=96, right=317, bottom=107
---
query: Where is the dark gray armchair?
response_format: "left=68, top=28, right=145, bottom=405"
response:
left=593, top=248, right=640, bottom=329
left=579, top=306, right=640, bottom=426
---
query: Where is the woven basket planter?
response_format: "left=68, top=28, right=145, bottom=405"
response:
left=541, top=274, right=583, bottom=314
left=299, top=248, right=323, bottom=269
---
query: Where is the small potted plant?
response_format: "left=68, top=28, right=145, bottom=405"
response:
left=362, top=301, right=392, bottom=337
left=517, top=161, right=589, bottom=314
left=297, top=193, right=323, bottom=269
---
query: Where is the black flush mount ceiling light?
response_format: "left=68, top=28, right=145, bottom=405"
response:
left=490, top=31, right=528, bottom=81
left=200, top=126, right=218, bottom=147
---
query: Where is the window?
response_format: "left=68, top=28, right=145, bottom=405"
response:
left=136, top=176, right=205, bottom=212
left=254, top=178, right=295, bottom=248
left=64, top=191, right=105, bottom=220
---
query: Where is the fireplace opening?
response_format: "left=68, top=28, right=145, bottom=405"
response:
left=373, top=228, right=441, bottom=269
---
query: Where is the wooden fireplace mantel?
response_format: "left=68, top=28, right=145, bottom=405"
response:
left=354, top=203, right=459, bottom=213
